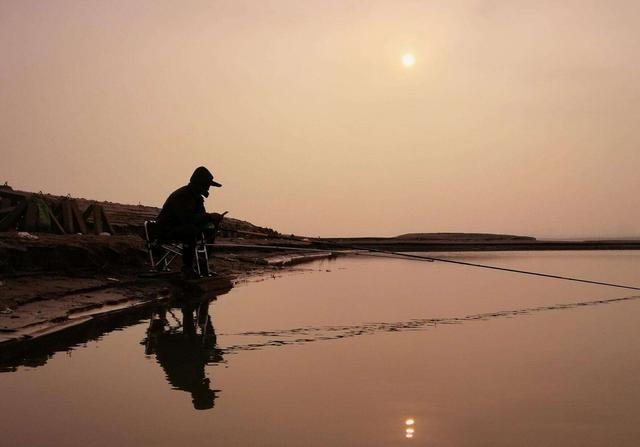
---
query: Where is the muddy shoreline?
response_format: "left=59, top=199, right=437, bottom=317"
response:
left=0, top=231, right=336, bottom=363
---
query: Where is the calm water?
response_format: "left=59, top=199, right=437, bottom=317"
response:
left=1, top=251, right=640, bottom=446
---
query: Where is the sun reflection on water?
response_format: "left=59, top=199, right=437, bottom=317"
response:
left=404, top=418, right=416, bottom=439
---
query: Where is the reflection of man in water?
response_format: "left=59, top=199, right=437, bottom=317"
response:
left=145, top=298, right=222, bottom=410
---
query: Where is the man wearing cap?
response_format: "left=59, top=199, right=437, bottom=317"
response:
left=156, top=166, right=223, bottom=279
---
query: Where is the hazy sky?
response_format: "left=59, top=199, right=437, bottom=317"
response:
left=2, top=0, right=640, bottom=237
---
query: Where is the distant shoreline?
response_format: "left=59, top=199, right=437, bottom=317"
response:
left=320, top=236, right=640, bottom=252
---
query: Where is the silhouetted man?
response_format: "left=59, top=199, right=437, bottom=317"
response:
left=156, top=166, right=223, bottom=279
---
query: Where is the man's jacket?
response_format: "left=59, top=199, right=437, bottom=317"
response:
left=156, top=184, right=209, bottom=231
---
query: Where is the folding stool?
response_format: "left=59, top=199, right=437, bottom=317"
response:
left=144, top=220, right=212, bottom=276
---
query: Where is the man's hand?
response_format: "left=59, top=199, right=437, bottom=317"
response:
left=209, top=211, right=228, bottom=225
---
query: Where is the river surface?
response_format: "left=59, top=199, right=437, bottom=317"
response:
left=1, top=251, right=639, bottom=446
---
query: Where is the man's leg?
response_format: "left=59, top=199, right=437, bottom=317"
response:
left=182, top=240, right=197, bottom=274
left=163, top=224, right=200, bottom=277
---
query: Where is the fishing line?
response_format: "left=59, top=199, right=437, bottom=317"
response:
left=212, top=238, right=640, bottom=292
left=213, top=243, right=337, bottom=253
left=304, top=238, right=640, bottom=292
left=212, top=242, right=430, bottom=261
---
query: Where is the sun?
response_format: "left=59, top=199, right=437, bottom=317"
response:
left=402, top=53, right=415, bottom=67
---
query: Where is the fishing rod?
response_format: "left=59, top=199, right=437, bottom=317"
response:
left=213, top=242, right=432, bottom=261
left=292, top=235, right=640, bottom=292
left=214, top=222, right=640, bottom=291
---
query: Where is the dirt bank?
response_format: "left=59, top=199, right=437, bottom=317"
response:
left=0, top=183, right=337, bottom=359
left=0, top=229, right=335, bottom=358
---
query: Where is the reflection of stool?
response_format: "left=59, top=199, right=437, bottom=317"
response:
left=144, top=220, right=211, bottom=276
